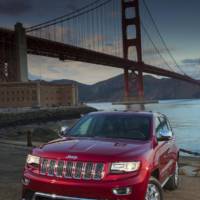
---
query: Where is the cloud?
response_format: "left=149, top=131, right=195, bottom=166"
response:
left=181, top=58, right=200, bottom=79
left=28, top=55, right=123, bottom=84
left=182, top=58, right=200, bottom=65
left=143, top=47, right=176, bottom=56
left=0, top=0, right=32, bottom=16
left=48, top=66, right=60, bottom=74
left=29, top=73, right=41, bottom=80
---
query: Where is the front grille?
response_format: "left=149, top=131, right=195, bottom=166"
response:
left=74, top=162, right=83, bottom=179
left=84, top=162, right=93, bottom=180
left=65, top=161, right=73, bottom=178
left=40, top=159, right=105, bottom=180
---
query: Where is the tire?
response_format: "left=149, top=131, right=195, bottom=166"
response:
left=145, top=176, right=163, bottom=200
left=164, top=162, right=179, bottom=190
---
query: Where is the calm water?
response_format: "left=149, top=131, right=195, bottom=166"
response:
left=87, top=99, right=200, bottom=153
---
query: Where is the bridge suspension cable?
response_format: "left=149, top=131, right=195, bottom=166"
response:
left=26, top=0, right=122, bottom=58
left=142, top=0, right=187, bottom=76
left=26, top=0, right=100, bottom=30
left=26, top=0, right=112, bottom=33
left=141, top=22, right=175, bottom=73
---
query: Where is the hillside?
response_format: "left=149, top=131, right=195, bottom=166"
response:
left=52, top=75, right=200, bottom=102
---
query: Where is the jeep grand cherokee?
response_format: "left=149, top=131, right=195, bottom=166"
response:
left=22, top=111, right=179, bottom=200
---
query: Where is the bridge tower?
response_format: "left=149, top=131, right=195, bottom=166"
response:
left=14, top=23, right=28, bottom=82
left=121, top=0, right=144, bottom=99
left=0, top=23, right=28, bottom=82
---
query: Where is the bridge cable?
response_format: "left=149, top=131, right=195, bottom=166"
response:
left=26, top=0, right=102, bottom=30
left=26, top=0, right=112, bottom=33
left=142, top=0, right=187, bottom=75
left=141, top=22, right=176, bottom=72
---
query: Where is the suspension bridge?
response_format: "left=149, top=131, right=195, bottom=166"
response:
left=0, top=0, right=199, bottom=100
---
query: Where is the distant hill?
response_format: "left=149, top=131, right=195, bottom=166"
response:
left=52, top=75, right=200, bottom=102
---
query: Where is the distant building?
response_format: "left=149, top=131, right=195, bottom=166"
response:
left=0, top=82, right=78, bottom=108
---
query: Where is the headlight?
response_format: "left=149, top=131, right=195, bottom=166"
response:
left=110, top=162, right=140, bottom=173
left=26, top=155, right=40, bottom=167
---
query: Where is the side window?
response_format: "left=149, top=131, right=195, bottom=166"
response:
left=156, top=116, right=169, bottom=139
left=155, top=117, right=161, bottom=134
left=166, top=118, right=174, bottom=135
left=155, top=117, right=162, bottom=138
left=161, top=117, right=169, bottom=132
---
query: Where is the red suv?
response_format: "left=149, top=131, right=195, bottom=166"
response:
left=22, top=111, right=179, bottom=200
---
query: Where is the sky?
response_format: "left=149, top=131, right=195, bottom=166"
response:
left=0, top=0, right=200, bottom=84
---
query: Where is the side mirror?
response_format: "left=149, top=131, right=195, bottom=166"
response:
left=158, top=130, right=173, bottom=141
left=58, top=126, right=69, bottom=138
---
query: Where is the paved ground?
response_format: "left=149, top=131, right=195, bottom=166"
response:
left=0, top=141, right=199, bottom=200
left=164, top=176, right=200, bottom=200
left=0, top=143, right=29, bottom=200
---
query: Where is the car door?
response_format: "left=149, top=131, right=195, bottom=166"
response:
left=165, top=117, right=177, bottom=175
left=155, top=116, right=172, bottom=183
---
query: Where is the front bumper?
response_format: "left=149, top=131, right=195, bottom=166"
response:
left=22, top=169, right=150, bottom=200
left=23, top=192, right=97, bottom=200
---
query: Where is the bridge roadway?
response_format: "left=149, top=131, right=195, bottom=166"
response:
left=1, top=28, right=200, bottom=86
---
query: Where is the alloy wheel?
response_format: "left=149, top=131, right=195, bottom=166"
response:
left=145, top=183, right=161, bottom=200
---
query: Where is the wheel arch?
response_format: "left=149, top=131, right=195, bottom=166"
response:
left=151, top=168, right=160, bottom=180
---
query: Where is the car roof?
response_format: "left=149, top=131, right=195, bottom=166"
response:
left=88, top=110, right=155, bottom=118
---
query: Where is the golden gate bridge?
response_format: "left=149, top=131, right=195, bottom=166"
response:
left=0, top=0, right=199, bottom=100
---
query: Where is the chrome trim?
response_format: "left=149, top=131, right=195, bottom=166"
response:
left=112, top=187, right=132, bottom=196
left=81, top=162, right=87, bottom=179
left=40, top=158, right=104, bottom=181
left=74, top=161, right=83, bottom=179
left=40, top=159, right=48, bottom=175
left=32, top=192, right=97, bottom=200
left=93, top=163, right=105, bottom=180
left=83, top=162, right=93, bottom=180
left=48, top=160, right=56, bottom=177
left=64, top=161, right=73, bottom=178
left=56, top=160, right=65, bottom=178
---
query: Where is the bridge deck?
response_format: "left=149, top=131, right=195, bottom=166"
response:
left=0, top=28, right=200, bottom=86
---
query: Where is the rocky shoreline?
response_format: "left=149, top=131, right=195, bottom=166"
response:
left=0, top=106, right=96, bottom=129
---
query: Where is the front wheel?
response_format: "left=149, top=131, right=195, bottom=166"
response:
left=145, top=177, right=163, bottom=200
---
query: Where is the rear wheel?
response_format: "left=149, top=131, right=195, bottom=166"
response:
left=164, top=162, right=179, bottom=190
left=145, top=177, right=163, bottom=200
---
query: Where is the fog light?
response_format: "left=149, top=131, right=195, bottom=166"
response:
left=22, top=177, right=30, bottom=186
left=112, top=187, right=132, bottom=195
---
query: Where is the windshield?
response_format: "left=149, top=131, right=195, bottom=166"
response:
left=67, top=114, right=151, bottom=140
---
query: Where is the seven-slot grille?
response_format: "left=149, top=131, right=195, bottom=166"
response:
left=40, top=159, right=105, bottom=180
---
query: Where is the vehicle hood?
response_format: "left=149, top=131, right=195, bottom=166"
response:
left=34, top=137, right=151, bottom=161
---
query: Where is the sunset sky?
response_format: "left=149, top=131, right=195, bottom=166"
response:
left=1, top=0, right=200, bottom=84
